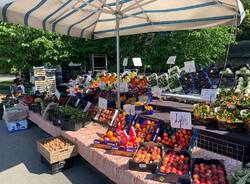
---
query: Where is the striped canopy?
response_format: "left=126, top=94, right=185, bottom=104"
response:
left=0, top=0, right=245, bottom=39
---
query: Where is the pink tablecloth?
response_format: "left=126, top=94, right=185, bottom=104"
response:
left=28, top=112, right=162, bottom=184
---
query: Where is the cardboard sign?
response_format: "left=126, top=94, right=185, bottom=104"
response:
left=170, top=111, right=192, bottom=130
left=201, top=89, right=217, bottom=102
left=184, top=61, right=196, bottom=73
left=151, top=86, right=162, bottom=98
left=133, top=58, right=142, bottom=67
left=123, top=58, right=128, bottom=66
left=83, top=102, right=92, bottom=112
left=119, top=82, right=129, bottom=93
left=55, top=89, right=60, bottom=100
left=123, top=104, right=135, bottom=115
left=166, top=56, right=176, bottom=65
left=98, top=97, right=107, bottom=110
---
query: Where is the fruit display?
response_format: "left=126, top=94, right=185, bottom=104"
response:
left=115, top=112, right=127, bottom=129
left=158, top=73, right=169, bottom=89
left=192, top=159, right=228, bottom=184
left=159, top=151, right=190, bottom=175
left=179, top=72, right=199, bottom=94
left=168, top=66, right=180, bottom=76
left=147, top=73, right=158, bottom=87
left=207, top=65, right=220, bottom=87
left=132, top=142, right=162, bottom=164
left=168, top=73, right=182, bottom=92
left=42, top=137, right=73, bottom=152
left=156, top=124, right=193, bottom=151
left=128, top=142, right=162, bottom=172
left=98, top=109, right=117, bottom=125
left=195, top=70, right=212, bottom=90
left=193, top=103, right=215, bottom=120
left=134, top=118, right=159, bottom=144
left=236, top=66, right=250, bottom=76
left=214, top=92, right=239, bottom=107
left=236, top=95, right=250, bottom=108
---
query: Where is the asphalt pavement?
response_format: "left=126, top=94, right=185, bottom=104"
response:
left=0, top=120, right=113, bottom=184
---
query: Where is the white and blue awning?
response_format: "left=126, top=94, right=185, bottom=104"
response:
left=0, top=0, right=245, bottom=39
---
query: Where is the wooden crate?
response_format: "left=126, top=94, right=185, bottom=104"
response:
left=37, top=136, right=77, bottom=164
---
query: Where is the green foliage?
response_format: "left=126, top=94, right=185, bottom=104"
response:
left=0, top=9, right=248, bottom=74
left=238, top=0, right=250, bottom=38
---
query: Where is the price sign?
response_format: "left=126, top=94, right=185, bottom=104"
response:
left=123, top=104, right=135, bottom=115
left=55, top=89, right=60, bottom=100
left=83, top=102, right=92, bottom=112
left=133, top=58, right=142, bottom=67
left=170, top=111, right=192, bottom=130
left=123, top=58, right=128, bottom=66
left=166, top=56, right=176, bottom=65
left=184, top=61, right=196, bottom=73
left=98, top=97, right=107, bottom=110
left=201, top=89, right=217, bottom=102
left=119, top=82, right=129, bottom=93
left=69, top=87, right=75, bottom=96
left=75, top=98, right=81, bottom=107
left=100, top=82, right=106, bottom=90
left=151, top=86, right=162, bottom=98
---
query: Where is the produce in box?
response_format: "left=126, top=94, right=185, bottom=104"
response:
left=147, top=73, right=158, bottom=87
left=193, top=103, right=215, bottom=119
left=159, top=151, right=190, bottom=176
left=156, top=124, right=192, bottom=151
left=158, top=73, right=169, bottom=89
left=192, top=159, right=228, bottom=184
left=216, top=108, right=243, bottom=123
left=133, top=143, right=162, bottom=164
left=168, top=73, right=182, bottom=92
left=98, top=109, right=115, bottom=125
left=42, top=137, right=73, bottom=152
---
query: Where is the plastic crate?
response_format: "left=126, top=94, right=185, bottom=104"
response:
left=40, top=154, right=75, bottom=175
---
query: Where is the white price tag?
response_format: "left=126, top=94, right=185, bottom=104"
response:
left=170, top=111, right=192, bottom=130
left=55, top=89, right=60, bottom=100
left=201, top=89, right=217, bottom=102
left=123, top=58, right=128, bottom=66
left=133, top=58, right=142, bottom=67
left=100, top=82, right=106, bottom=90
left=69, top=87, right=75, bottom=96
left=98, top=97, right=107, bottom=110
left=151, top=86, right=162, bottom=98
left=184, top=61, right=196, bottom=73
left=75, top=98, right=81, bottom=107
left=83, top=102, right=92, bottom=112
left=123, top=104, right=135, bottom=115
left=119, top=82, right=128, bottom=93
left=166, top=56, right=176, bottom=65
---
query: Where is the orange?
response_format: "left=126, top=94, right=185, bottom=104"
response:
left=106, top=131, right=113, bottom=138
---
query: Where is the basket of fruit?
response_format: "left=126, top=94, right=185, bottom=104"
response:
left=155, top=149, right=191, bottom=184
left=193, top=103, right=215, bottom=127
left=192, top=158, right=229, bottom=184
left=94, top=127, right=118, bottom=150
left=37, top=136, right=77, bottom=164
left=128, top=142, right=163, bottom=173
left=156, top=123, right=197, bottom=152
left=216, top=108, right=244, bottom=131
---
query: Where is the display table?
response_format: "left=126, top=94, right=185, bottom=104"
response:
left=29, top=111, right=162, bottom=184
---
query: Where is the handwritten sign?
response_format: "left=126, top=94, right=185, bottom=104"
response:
left=55, top=89, right=60, bottom=100
left=170, top=111, right=192, bottom=130
left=133, top=58, right=142, bottom=67
left=123, top=104, right=135, bottom=115
left=151, top=86, right=162, bottom=98
left=184, top=61, right=196, bottom=73
left=166, top=56, right=176, bottom=65
left=123, top=58, right=128, bottom=66
left=201, top=89, right=217, bottom=102
left=98, top=97, right=107, bottom=110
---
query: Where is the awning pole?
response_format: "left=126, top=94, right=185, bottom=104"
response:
left=116, top=14, right=121, bottom=109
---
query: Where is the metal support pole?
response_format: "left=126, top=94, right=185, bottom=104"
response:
left=116, top=15, right=121, bottom=109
